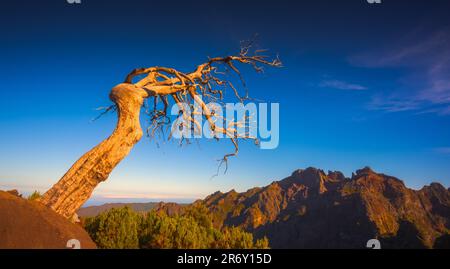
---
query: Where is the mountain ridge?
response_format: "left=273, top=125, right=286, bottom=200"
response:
left=78, top=201, right=187, bottom=217
left=197, top=166, right=450, bottom=248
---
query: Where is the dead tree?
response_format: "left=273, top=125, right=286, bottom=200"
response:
left=39, top=44, right=281, bottom=219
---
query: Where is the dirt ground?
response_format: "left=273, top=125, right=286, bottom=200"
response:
left=0, top=190, right=96, bottom=249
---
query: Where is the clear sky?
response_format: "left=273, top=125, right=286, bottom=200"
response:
left=1, top=0, right=450, bottom=205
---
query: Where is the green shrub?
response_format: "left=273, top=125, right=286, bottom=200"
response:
left=27, top=191, right=41, bottom=201
left=84, top=205, right=270, bottom=249
left=84, top=207, right=140, bottom=249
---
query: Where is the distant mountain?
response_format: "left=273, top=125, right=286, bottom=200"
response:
left=197, top=167, right=450, bottom=249
left=78, top=202, right=186, bottom=217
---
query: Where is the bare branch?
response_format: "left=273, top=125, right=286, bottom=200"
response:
left=124, top=44, right=281, bottom=173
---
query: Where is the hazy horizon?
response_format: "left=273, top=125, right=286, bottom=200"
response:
left=2, top=164, right=449, bottom=208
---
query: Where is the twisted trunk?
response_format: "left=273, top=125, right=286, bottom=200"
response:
left=40, top=84, right=148, bottom=219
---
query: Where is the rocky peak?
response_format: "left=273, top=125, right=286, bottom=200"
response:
left=428, top=182, right=447, bottom=191
left=291, top=167, right=321, bottom=177
left=287, top=167, right=328, bottom=193
left=419, top=182, right=450, bottom=204
left=355, top=166, right=376, bottom=177
left=327, top=170, right=347, bottom=182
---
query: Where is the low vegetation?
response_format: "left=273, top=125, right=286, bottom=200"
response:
left=83, top=204, right=269, bottom=249
left=27, top=191, right=41, bottom=201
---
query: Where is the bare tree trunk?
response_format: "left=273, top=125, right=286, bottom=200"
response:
left=40, top=84, right=149, bottom=219
left=39, top=52, right=280, bottom=220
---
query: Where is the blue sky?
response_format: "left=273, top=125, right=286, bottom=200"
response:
left=1, top=0, right=450, bottom=204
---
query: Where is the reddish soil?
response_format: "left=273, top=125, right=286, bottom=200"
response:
left=0, top=190, right=96, bottom=249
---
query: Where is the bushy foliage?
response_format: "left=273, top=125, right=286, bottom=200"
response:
left=27, top=191, right=41, bottom=201
left=84, top=204, right=269, bottom=249
left=84, top=207, right=140, bottom=249
left=213, top=226, right=267, bottom=249
left=139, top=211, right=213, bottom=249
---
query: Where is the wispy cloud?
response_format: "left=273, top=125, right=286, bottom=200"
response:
left=368, top=94, right=422, bottom=113
left=350, top=28, right=450, bottom=115
left=433, top=147, right=450, bottom=155
left=319, top=80, right=367, bottom=91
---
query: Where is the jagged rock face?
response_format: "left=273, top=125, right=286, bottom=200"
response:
left=199, top=167, right=450, bottom=249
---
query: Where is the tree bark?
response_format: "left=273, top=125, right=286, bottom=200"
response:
left=39, top=83, right=149, bottom=219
